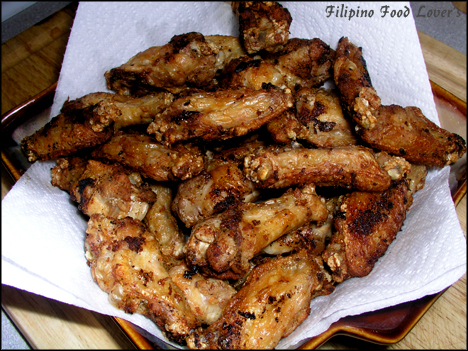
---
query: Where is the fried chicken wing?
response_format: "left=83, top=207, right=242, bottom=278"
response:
left=85, top=214, right=198, bottom=343
left=232, top=1, right=292, bottom=55
left=172, top=160, right=260, bottom=228
left=268, top=88, right=359, bottom=147
left=65, top=159, right=156, bottom=220
left=144, top=184, right=186, bottom=266
left=147, top=84, right=294, bottom=146
left=322, top=181, right=408, bottom=282
left=220, top=38, right=335, bottom=93
left=184, top=184, right=328, bottom=278
left=333, top=37, right=466, bottom=167
left=262, top=196, right=338, bottom=256
left=90, top=131, right=204, bottom=181
left=264, top=38, right=335, bottom=92
left=363, top=105, right=466, bottom=167
left=105, top=32, right=219, bottom=95
left=186, top=250, right=328, bottom=349
left=21, top=106, right=114, bottom=162
left=61, top=91, right=174, bottom=129
left=105, top=33, right=246, bottom=95
left=22, top=90, right=174, bottom=162
left=322, top=163, right=426, bottom=282
left=169, top=262, right=237, bottom=326
left=244, top=145, right=392, bottom=191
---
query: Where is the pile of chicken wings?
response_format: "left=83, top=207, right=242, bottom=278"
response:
left=21, top=2, right=466, bottom=349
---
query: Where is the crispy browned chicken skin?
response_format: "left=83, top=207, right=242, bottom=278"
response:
left=105, top=32, right=220, bottom=95
left=184, top=184, right=328, bottom=278
left=244, top=145, right=392, bottom=191
left=147, top=84, right=294, bottom=146
left=91, top=131, right=205, bottom=181
left=21, top=106, right=114, bottom=162
left=168, top=262, right=237, bottom=326
left=50, top=156, right=89, bottom=193
left=105, top=32, right=246, bottom=95
left=220, top=56, right=286, bottom=90
left=144, top=184, right=186, bottom=267
left=262, top=196, right=338, bottom=256
left=220, top=37, right=334, bottom=93
left=186, top=249, right=330, bottom=349
left=268, top=88, right=359, bottom=147
left=61, top=91, right=174, bottom=129
left=172, top=159, right=260, bottom=228
left=232, top=1, right=292, bottom=54
left=85, top=214, right=198, bottom=343
left=334, top=37, right=466, bottom=168
left=264, top=38, right=335, bottom=92
left=59, top=159, right=156, bottom=220
left=21, top=91, right=174, bottom=162
left=322, top=163, right=427, bottom=282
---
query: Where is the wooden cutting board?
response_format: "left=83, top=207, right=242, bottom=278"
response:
left=1, top=3, right=466, bottom=349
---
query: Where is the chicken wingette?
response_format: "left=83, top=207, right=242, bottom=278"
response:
left=52, top=158, right=156, bottom=221
left=186, top=249, right=331, bottom=349
left=105, top=32, right=246, bottom=95
left=333, top=37, right=466, bottom=167
left=85, top=215, right=198, bottom=343
left=91, top=131, right=205, bottom=181
left=147, top=84, right=294, bottom=146
left=184, top=183, right=328, bottom=279
left=144, top=183, right=186, bottom=268
left=243, top=145, right=393, bottom=191
left=322, top=163, right=427, bottom=282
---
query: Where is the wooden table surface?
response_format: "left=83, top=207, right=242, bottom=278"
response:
left=1, top=2, right=466, bottom=349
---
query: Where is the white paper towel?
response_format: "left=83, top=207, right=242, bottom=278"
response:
left=2, top=2, right=466, bottom=349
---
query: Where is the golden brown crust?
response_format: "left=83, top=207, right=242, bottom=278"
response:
left=85, top=214, right=198, bottom=343
left=21, top=110, right=114, bottom=162
left=219, top=37, right=335, bottom=93
left=62, top=91, right=174, bottom=129
left=243, top=145, right=392, bottom=191
left=69, top=159, right=156, bottom=220
left=105, top=32, right=220, bottom=95
left=334, top=37, right=466, bottom=167
left=186, top=250, right=328, bottom=349
left=219, top=56, right=286, bottom=90
left=267, top=88, right=359, bottom=147
left=91, top=131, right=205, bottom=181
left=360, top=105, right=467, bottom=168
left=232, top=1, right=292, bottom=54
left=168, top=262, right=237, bottom=326
left=323, top=180, right=409, bottom=282
left=144, top=184, right=186, bottom=266
left=184, top=184, right=328, bottom=276
left=147, top=84, right=294, bottom=146
left=172, top=160, right=260, bottom=228
left=266, top=38, right=335, bottom=91
left=333, top=37, right=377, bottom=122
left=262, top=196, right=338, bottom=256
left=50, top=156, right=89, bottom=193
